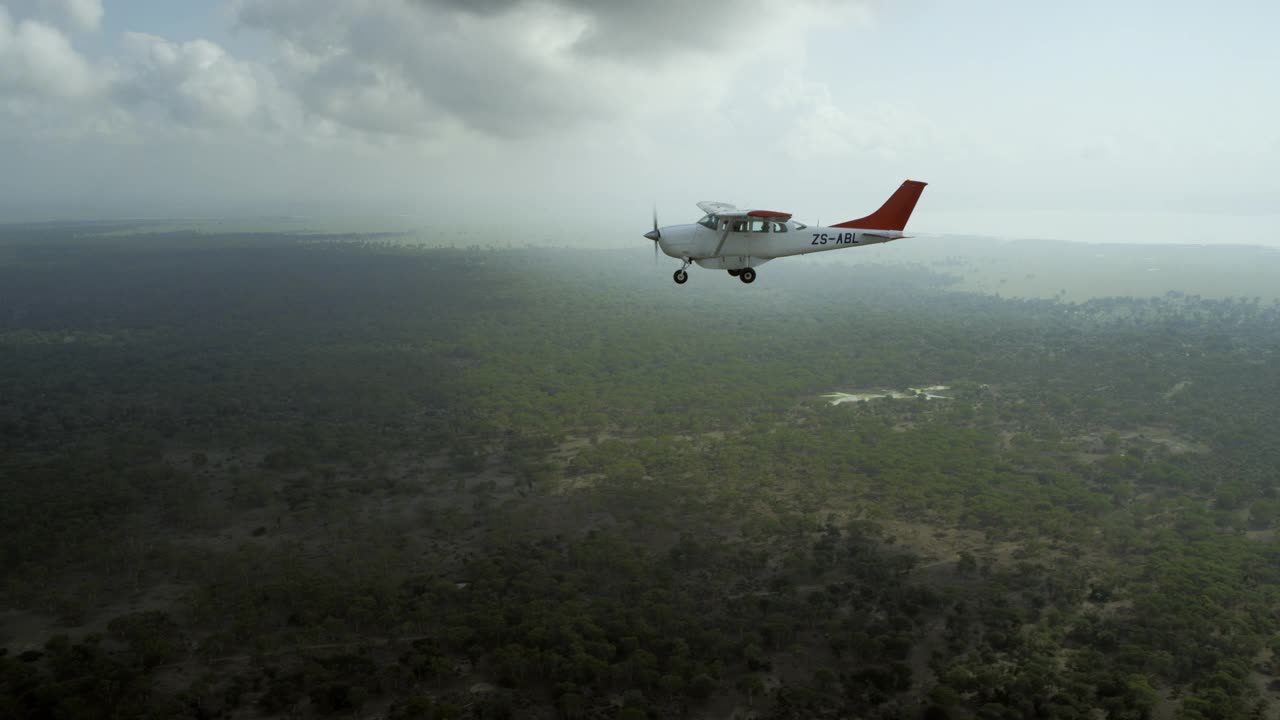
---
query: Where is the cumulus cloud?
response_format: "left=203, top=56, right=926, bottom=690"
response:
left=2, top=0, right=103, bottom=32
left=238, top=0, right=605, bottom=138
left=0, top=6, right=104, bottom=98
left=417, top=0, right=780, bottom=57
left=2, top=8, right=318, bottom=146
left=60, top=0, right=101, bottom=30
left=3, top=0, right=878, bottom=145
left=115, top=32, right=295, bottom=130
left=235, top=0, right=874, bottom=139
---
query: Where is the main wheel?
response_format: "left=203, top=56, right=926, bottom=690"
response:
left=673, top=269, right=689, bottom=284
left=739, top=268, right=756, bottom=284
left=727, top=269, right=740, bottom=277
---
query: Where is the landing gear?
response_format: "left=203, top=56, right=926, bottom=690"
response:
left=727, top=269, right=740, bottom=277
left=739, top=268, right=756, bottom=284
left=673, top=258, right=692, bottom=285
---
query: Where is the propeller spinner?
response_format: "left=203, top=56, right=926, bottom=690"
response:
left=644, top=207, right=660, bottom=260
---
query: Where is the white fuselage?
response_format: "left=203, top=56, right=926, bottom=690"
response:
left=657, top=221, right=901, bottom=270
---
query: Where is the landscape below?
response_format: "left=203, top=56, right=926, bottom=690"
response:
left=1, top=224, right=1279, bottom=720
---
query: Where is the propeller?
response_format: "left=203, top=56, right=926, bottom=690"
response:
left=644, top=205, right=661, bottom=262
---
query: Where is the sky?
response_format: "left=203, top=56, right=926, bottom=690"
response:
left=1, top=0, right=1278, bottom=245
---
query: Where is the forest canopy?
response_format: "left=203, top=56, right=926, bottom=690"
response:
left=2, top=226, right=1279, bottom=719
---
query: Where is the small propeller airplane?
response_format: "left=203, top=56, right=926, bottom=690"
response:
left=644, top=179, right=927, bottom=284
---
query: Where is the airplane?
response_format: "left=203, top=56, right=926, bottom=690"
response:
left=644, top=179, right=927, bottom=284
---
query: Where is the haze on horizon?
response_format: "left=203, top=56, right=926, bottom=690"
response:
left=2, top=0, right=1278, bottom=246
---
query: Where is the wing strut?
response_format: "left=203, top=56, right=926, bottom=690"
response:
left=713, top=224, right=731, bottom=257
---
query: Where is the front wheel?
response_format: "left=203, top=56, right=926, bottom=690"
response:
left=673, top=269, right=689, bottom=284
left=739, top=268, right=756, bottom=284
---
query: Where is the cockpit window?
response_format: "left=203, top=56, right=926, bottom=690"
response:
left=791, top=221, right=806, bottom=230
left=697, top=214, right=718, bottom=229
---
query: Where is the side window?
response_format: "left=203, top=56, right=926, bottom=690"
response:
left=749, top=220, right=766, bottom=233
left=732, top=220, right=746, bottom=232
left=772, top=222, right=788, bottom=233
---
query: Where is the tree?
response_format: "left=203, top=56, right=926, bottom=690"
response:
left=737, top=674, right=765, bottom=707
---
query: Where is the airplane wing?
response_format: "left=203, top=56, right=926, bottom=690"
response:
left=697, top=201, right=737, bottom=215
left=697, top=201, right=793, bottom=221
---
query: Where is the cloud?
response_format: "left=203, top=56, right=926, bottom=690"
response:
left=1, top=0, right=103, bottom=32
left=237, top=0, right=606, bottom=138
left=0, top=6, right=104, bottom=99
left=1, top=9, right=309, bottom=143
left=3, top=0, right=878, bottom=146
left=416, top=0, right=873, bottom=58
left=115, top=32, right=296, bottom=130
left=55, top=0, right=101, bottom=31
left=235, top=0, right=874, bottom=139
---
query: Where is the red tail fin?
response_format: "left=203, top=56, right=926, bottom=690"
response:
left=832, top=180, right=927, bottom=231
